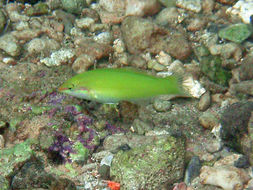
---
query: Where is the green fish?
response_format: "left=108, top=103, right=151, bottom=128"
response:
left=58, top=68, right=189, bottom=103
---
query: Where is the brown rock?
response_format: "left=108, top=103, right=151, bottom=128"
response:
left=121, top=16, right=155, bottom=54
left=166, top=32, right=192, bottom=60
left=72, top=54, right=95, bottom=73
left=75, top=38, right=113, bottom=59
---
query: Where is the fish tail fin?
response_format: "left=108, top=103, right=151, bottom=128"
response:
left=163, top=74, right=193, bottom=98
left=175, top=74, right=193, bottom=97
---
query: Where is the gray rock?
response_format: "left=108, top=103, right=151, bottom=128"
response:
left=220, top=101, right=253, bottom=151
left=230, top=80, right=253, bottom=96
left=199, top=111, right=219, bottom=129
left=155, top=7, right=179, bottom=25
left=184, top=156, right=201, bottom=185
left=237, top=56, right=253, bottom=81
left=153, top=98, right=172, bottom=112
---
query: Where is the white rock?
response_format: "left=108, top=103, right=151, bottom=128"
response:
left=75, top=17, right=95, bottom=29
left=226, top=0, right=253, bottom=24
left=182, top=76, right=206, bottom=98
left=40, top=48, right=74, bottom=67
left=155, top=51, right=172, bottom=66
left=125, top=0, right=160, bottom=16
left=0, top=34, right=21, bottom=57
left=2, top=57, right=15, bottom=64
left=176, top=0, right=202, bottom=13
left=27, top=38, right=60, bottom=55
left=93, top=31, right=112, bottom=45
left=113, top=38, right=126, bottom=54
left=200, top=165, right=250, bottom=190
left=6, top=3, right=29, bottom=22
left=14, top=21, right=29, bottom=31
left=100, top=154, right=114, bottom=166
left=99, top=0, right=125, bottom=13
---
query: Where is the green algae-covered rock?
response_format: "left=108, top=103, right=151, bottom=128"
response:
left=218, top=23, right=253, bottom=43
left=0, top=139, right=36, bottom=177
left=70, top=141, right=89, bottom=164
left=110, top=135, right=185, bottom=189
left=25, top=2, right=49, bottom=16
left=0, top=175, right=9, bottom=190
left=159, top=0, right=176, bottom=7
left=200, top=55, right=231, bottom=86
left=0, top=9, right=6, bottom=33
left=61, top=0, right=86, bottom=14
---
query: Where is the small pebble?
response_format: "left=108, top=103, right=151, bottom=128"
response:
left=198, top=91, right=211, bottom=111
left=153, top=98, right=172, bottom=112
left=187, top=18, right=206, bottom=32
left=152, top=62, right=166, bottom=71
left=113, top=38, right=126, bottom=54
left=155, top=51, right=172, bottom=66
left=100, top=154, right=114, bottom=166
left=199, top=111, right=219, bottom=129
left=205, top=138, right=223, bottom=153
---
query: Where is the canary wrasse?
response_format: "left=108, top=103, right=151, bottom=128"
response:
left=58, top=68, right=189, bottom=103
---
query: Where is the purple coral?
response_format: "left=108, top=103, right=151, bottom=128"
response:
left=75, top=114, right=93, bottom=132
left=105, top=123, right=125, bottom=134
left=48, top=92, right=66, bottom=105
left=49, top=131, right=75, bottom=162
left=75, top=114, right=97, bottom=150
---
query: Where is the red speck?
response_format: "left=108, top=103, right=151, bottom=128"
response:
left=107, top=181, right=120, bottom=190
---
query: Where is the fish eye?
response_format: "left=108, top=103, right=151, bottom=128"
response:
left=68, top=84, right=75, bottom=90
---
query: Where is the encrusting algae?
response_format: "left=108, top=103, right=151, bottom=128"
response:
left=58, top=68, right=192, bottom=103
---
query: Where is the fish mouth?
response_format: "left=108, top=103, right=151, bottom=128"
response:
left=58, top=87, right=68, bottom=92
